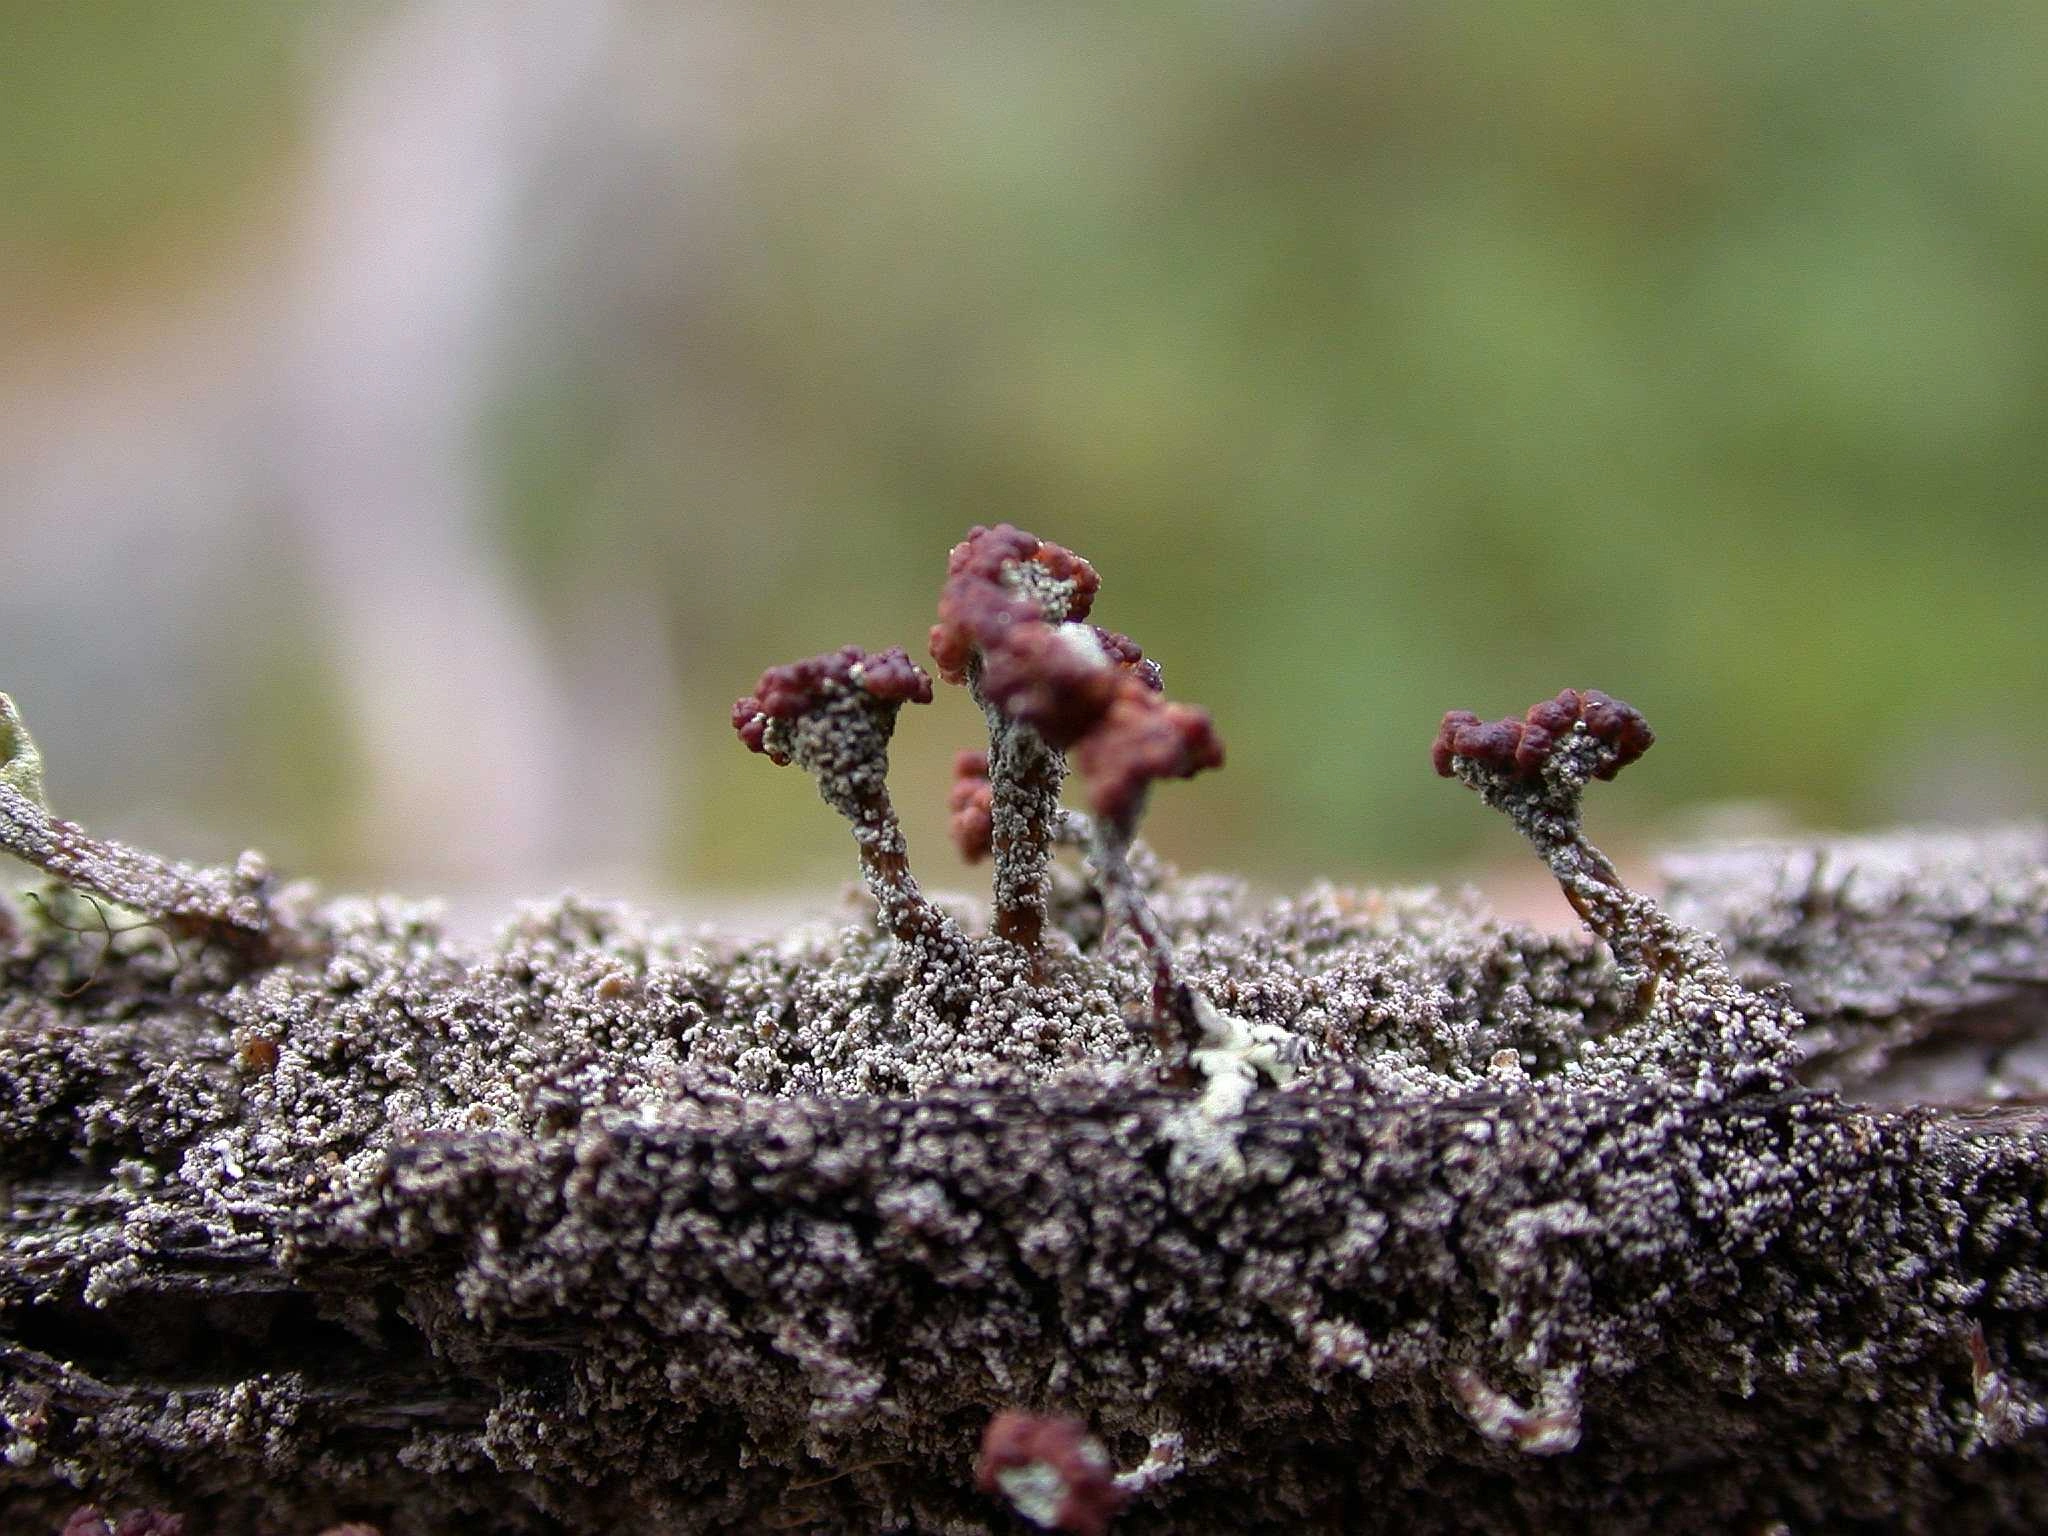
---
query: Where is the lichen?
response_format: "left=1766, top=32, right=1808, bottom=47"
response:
left=0, top=599, right=2044, bottom=1531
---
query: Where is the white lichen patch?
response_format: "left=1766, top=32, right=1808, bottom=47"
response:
left=1188, top=993, right=1302, bottom=1114
left=1161, top=993, right=1304, bottom=1179
left=1050, top=622, right=1112, bottom=671
left=996, top=1461, right=1074, bottom=1529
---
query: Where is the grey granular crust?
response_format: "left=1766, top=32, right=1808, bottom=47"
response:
left=1665, top=825, right=2048, bottom=1100
left=0, top=840, right=2045, bottom=1533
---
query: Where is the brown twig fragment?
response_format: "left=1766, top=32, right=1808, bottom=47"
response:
left=21, top=891, right=180, bottom=999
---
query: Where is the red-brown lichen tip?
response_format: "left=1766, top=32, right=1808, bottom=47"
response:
left=931, top=524, right=1102, bottom=684
left=1434, top=689, right=1654, bottom=782
left=949, top=523, right=1100, bottom=616
left=731, top=695, right=774, bottom=759
left=1432, top=710, right=1482, bottom=777
left=1578, top=687, right=1655, bottom=778
left=850, top=645, right=935, bottom=705
left=732, top=646, right=933, bottom=761
left=1090, top=626, right=1163, bottom=691
left=1074, top=682, right=1224, bottom=829
left=976, top=1411, right=1127, bottom=1536
left=948, top=750, right=995, bottom=863
left=1524, top=689, right=1582, bottom=737
left=977, top=623, right=1127, bottom=750
left=1437, top=714, right=1524, bottom=780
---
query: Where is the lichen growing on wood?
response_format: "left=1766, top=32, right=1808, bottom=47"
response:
left=923, top=524, right=1220, bottom=977
left=1663, top=824, right=2048, bottom=1101
left=0, top=632, right=2046, bottom=1531
left=740, top=525, right=1235, bottom=1077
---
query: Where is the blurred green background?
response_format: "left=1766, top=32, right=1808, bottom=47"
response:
left=2, top=1, right=2044, bottom=905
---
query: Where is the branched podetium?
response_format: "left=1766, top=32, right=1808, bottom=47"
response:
left=733, top=525, right=1228, bottom=1063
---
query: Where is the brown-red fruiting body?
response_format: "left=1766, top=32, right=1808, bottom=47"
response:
left=1451, top=718, right=1525, bottom=777
left=976, top=621, right=1174, bottom=752
left=977, top=625, right=1127, bottom=750
left=1524, top=689, right=1582, bottom=737
left=732, top=645, right=934, bottom=761
left=1514, top=723, right=1555, bottom=777
left=1431, top=711, right=1482, bottom=778
left=731, top=695, right=771, bottom=757
left=948, top=750, right=995, bottom=863
left=1578, top=688, right=1655, bottom=778
left=1089, top=627, right=1164, bottom=692
left=1073, top=680, right=1224, bottom=828
left=975, top=1411, right=1127, bottom=1536
left=929, top=524, right=1101, bottom=685
left=749, top=645, right=932, bottom=717
left=1433, top=689, right=1654, bottom=781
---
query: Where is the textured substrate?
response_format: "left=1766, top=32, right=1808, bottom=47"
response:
left=2, top=828, right=2046, bottom=1533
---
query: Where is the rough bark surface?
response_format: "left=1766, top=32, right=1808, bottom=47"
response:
left=1, top=823, right=2045, bottom=1534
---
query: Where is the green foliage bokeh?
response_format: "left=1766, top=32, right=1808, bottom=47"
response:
left=10, top=1, right=2046, bottom=888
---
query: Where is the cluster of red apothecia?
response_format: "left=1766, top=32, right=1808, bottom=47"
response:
left=947, top=749, right=994, bottom=863
left=1433, top=687, right=1653, bottom=784
left=732, top=644, right=931, bottom=763
left=736, top=524, right=1222, bottom=833
left=931, top=525, right=1219, bottom=827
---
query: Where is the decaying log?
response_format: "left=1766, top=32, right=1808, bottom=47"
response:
left=2, top=787, right=2046, bottom=1530
left=1665, top=826, right=2048, bottom=1101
